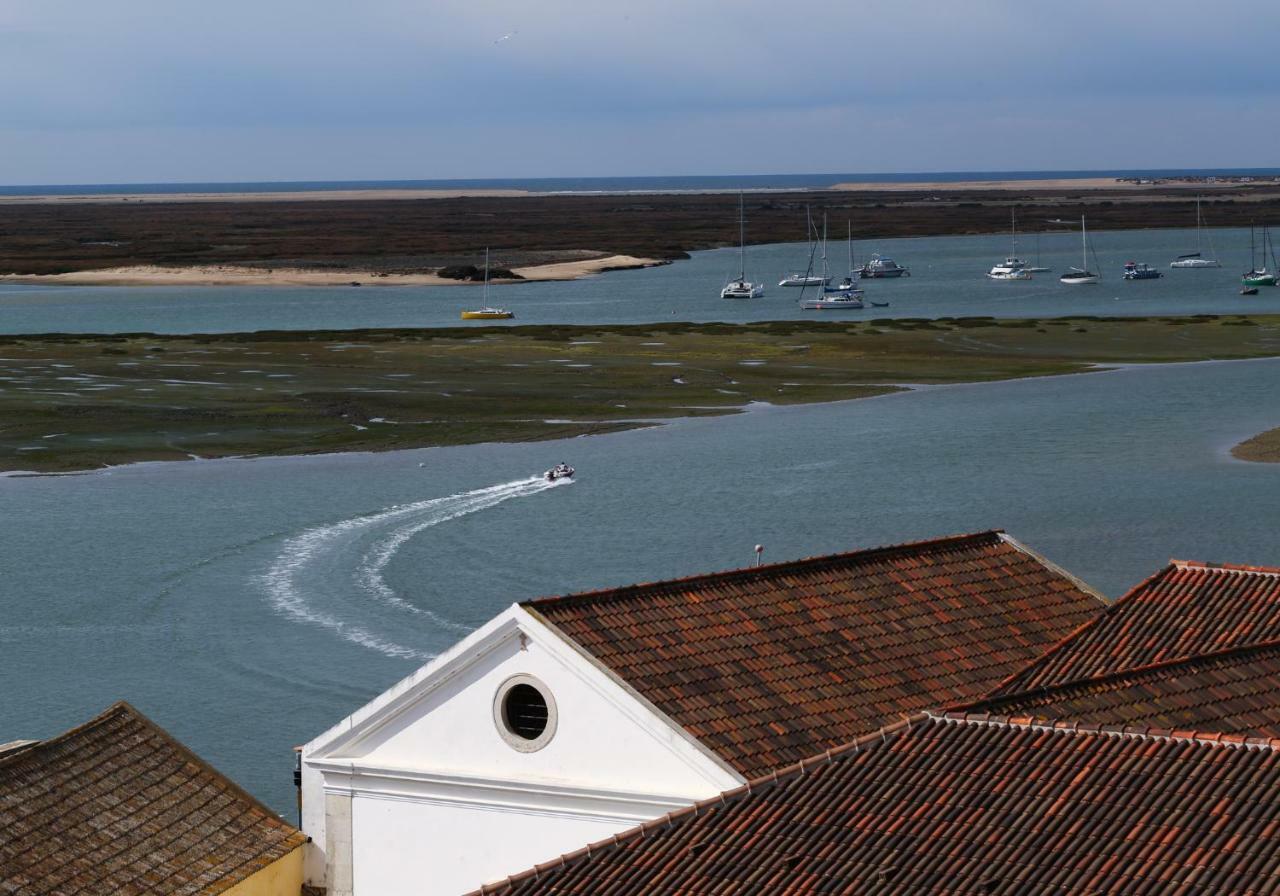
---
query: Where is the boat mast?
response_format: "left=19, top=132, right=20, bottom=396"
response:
left=847, top=220, right=853, bottom=275
left=1196, top=195, right=1203, bottom=255
left=1011, top=208, right=1018, bottom=259
left=483, top=246, right=490, bottom=304
left=1081, top=215, right=1088, bottom=272
left=738, top=192, right=746, bottom=281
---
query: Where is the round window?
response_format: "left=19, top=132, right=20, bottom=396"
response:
left=493, top=675, right=557, bottom=752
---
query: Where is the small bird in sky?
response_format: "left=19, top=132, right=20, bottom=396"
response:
left=494, top=31, right=516, bottom=44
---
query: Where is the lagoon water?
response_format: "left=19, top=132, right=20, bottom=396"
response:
left=2, top=227, right=1278, bottom=334
left=4, top=356, right=1280, bottom=814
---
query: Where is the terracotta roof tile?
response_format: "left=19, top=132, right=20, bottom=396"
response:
left=0, top=702, right=305, bottom=896
left=525, top=531, right=1105, bottom=776
left=963, top=639, right=1280, bottom=739
left=476, top=714, right=1280, bottom=896
left=994, top=560, right=1280, bottom=696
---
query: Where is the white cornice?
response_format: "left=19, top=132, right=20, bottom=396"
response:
left=313, top=760, right=696, bottom=823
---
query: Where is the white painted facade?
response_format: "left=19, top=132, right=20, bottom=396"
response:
left=301, top=604, right=743, bottom=896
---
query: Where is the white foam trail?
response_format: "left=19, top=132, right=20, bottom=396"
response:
left=259, top=477, right=560, bottom=658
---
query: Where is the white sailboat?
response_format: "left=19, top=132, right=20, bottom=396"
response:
left=779, top=207, right=829, bottom=287
left=1060, top=216, right=1100, bottom=285
left=801, top=216, right=864, bottom=310
left=460, top=248, right=515, bottom=319
left=721, top=193, right=765, bottom=299
left=988, top=209, right=1032, bottom=280
left=1025, top=231, right=1051, bottom=273
left=1170, top=196, right=1221, bottom=269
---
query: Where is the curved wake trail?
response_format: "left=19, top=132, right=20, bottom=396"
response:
left=260, top=476, right=564, bottom=658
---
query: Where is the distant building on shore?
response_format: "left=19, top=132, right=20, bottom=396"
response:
left=299, top=530, right=1106, bottom=895
left=0, top=701, right=306, bottom=896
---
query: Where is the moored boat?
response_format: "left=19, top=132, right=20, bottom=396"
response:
left=1060, top=215, right=1100, bottom=284
left=722, top=193, right=765, bottom=299
left=461, top=248, right=514, bottom=319
left=1243, top=224, right=1278, bottom=287
left=1122, top=262, right=1162, bottom=280
left=859, top=254, right=909, bottom=278
left=988, top=209, right=1031, bottom=280
left=1170, top=196, right=1221, bottom=268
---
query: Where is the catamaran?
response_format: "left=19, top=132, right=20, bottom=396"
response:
left=1170, top=196, right=1221, bottom=268
left=988, top=209, right=1032, bottom=280
left=1060, top=216, right=1100, bottom=284
left=722, top=193, right=765, bottom=298
left=1243, top=223, right=1278, bottom=287
left=460, top=248, right=515, bottom=319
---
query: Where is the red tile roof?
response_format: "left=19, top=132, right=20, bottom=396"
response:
left=0, top=702, right=305, bottom=896
left=525, top=531, right=1105, bottom=776
left=994, top=560, right=1280, bottom=696
left=475, top=714, right=1280, bottom=896
left=966, top=639, right=1280, bottom=738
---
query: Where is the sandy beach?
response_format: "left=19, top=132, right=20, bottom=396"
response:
left=828, top=177, right=1247, bottom=192
left=0, top=254, right=663, bottom=287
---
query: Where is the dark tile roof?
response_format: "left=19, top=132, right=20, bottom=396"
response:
left=994, top=560, right=1280, bottom=696
left=525, top=531, right=1105, bottom=776
left=0, top=702, right=305, bottom=896
left=476, top=713, right=1280, bottom=896
left=967, top=639, right=1280, bottom=738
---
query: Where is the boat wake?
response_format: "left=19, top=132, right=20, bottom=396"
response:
left=259, top=476, right=568, bottom=659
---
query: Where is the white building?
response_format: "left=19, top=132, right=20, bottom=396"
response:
left=300, top=530, right=1106, bottom=895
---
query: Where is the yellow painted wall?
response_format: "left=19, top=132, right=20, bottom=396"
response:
left=221, top=847, right=304, bottom=896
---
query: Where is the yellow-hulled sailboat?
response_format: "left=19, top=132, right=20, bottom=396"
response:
left=461, top=248, right=514, bottom=320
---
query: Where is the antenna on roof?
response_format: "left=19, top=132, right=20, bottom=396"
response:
left=754, top=544, right=764, bottom=567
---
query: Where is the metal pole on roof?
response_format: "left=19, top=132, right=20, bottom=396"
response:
left=754, top=544, right=764, bottom=567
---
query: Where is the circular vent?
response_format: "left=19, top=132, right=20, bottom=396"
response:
left=494, top=675, right=557, bottom=752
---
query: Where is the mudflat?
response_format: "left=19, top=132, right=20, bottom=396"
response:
left=2, top=314, right=1276, bottom=473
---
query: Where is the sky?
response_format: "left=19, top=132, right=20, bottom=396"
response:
left=3, top=0, right=1279, bottom=184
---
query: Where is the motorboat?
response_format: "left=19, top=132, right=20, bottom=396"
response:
left=545, top=463, right=575, bottom=482
left=858, top=254, right=910, bottom=278
left=988, top=209, right=1031, bottom=279
left=1242, top=286, right=1260, bottom=296
left=1060, top=215, right=1100, bottom=285
left=460, top=307, right=514, bottom=320
left=721, top=193, right=765, bottom=299
left=987, top=265, right=1032, bottom=281
left=461, top=248, right=514, bottom=319
left=1122, top=262, right=1162, bottom=280
left=1170, top=196, right=1221, bottom=268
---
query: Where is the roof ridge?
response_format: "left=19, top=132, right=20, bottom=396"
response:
left=522, top=530, right=1006, bottom=610
left=931, top=710, right=1280, bottom=751
left=469, top=715, right=926, bottom=896
left=1171, top=559, right=1280, bottom=576
left=966, top=635, right=1280, bottom=713
left=0, top=700, right=133, bottom=772
left=985, top=561, right=1178, bottom=696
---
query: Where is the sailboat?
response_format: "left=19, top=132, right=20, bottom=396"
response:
left=780, top=207, right=829, bottom=287
left=721, top=193, right=765, bottom=299
left=1170, top=196, right=1221, bottom=268
left=1025, top=232, right=1051, bottom=273
left=988, top=208, right=1032, bottom=280
left=801, top=216, right=864, bottom=310
left=460, top=248, right=514, bottom=319
left=1242, top=223, right=1278, bottom=287
left=1059, top=216, right=1100, bottom=284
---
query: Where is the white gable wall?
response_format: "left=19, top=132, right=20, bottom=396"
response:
left=302, top=605, right=742, bottom=895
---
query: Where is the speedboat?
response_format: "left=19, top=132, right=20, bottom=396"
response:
left=1122, top=262, right=1162, bottom=280
left=779, top=272, right=829, bottom=287
left=858, top=254, right=909, bottom=278
left=544, top=463, right=574, bottom=482
left=460, top=307, right=514, bottom=320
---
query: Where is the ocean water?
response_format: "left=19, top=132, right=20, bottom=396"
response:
left=1, top=227, right=1275, bottom=334
left=3, top=168, right=1279, bottom=196
left=3, top=357, right=1280, bottom=814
